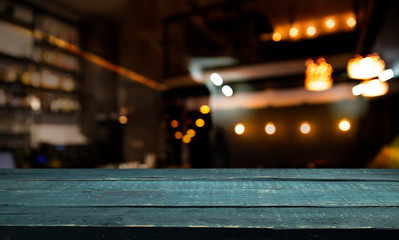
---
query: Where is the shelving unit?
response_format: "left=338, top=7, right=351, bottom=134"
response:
left=0, top=0, right=87, bottom=168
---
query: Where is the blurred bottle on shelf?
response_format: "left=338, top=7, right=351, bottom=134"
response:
left=4, top=66, right=19, bottom=83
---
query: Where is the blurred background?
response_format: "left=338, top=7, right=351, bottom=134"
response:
left=0, top=0, right=398, bottom=169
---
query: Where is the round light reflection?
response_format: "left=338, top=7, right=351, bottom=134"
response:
left=289, top=27, right=299, bottom=38
left=339, top=119, right=351, bottom=132
left=300, top=122, right=311, bottom=134
left=347, top=17, right=356, bottom=28
left=325, top=18, right=336, bottom=29
left=272, top=32, right=282, bottom=42
left=195, top=118, right=205, bottom=127
left=200, top=105, right=210, bottom=114
left=265, top=122, right=276, bottom=135
left=170, top=120, right=179, bottom=128
left=119, top=116, right=128, bottom=124
left=222, top=85, right=233, bottom=97
left=235, top=123, right=245, bottom=135
left=306, top=26, right=316, bottom=36
left=210, top=73, right=223, bottom=86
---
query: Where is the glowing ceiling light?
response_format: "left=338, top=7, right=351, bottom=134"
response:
left=339, top=119, right=351, bottom=132
left=347, top=54, right=385, bottom=79
left=306, top=26, right=316, bottom=37
left=352, top=83, right=366, bottom=96
left=187, top=129, right=196, bottom=137
left=182, top=135, right=191, bottom=143
left=170, top=120, right=179, bottom=128
left=195, top=118, right=205, bottom=127
left=325, top=18, right=336, bottom=29
left=378, top=69, right=394, bottom=81
left=346, top=17, right=356, bottom=28
left=174, top=131, right=183, bottom=139
left=265, top=122, right=276, bottom=135
left=222, top=85, right=234, bottom=97
left=119, top=115, right=128, bottom=124
left=289, top=27, right=299, bottom=38
left=300, top=122, right=311, bottom=134
left=361, top=79, right=389, bottom=97
left=210, top=73, right=223, bottom=86
left=305, top=58, right=333, bottom=91
left=272, top=32, right=282, bottom=42
left=235, top=123, right=245, bottom=135
left=200, top=105, right=210, bottom=114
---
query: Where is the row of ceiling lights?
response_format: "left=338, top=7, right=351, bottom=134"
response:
left=170, top=117, right=351, bottom=143
left=234, top=119, right=351, bottom=136
left=170, top=104, right=351, bottom=143
left=208, top=11, right=394, bottom=97
left=261, top=12, right=357, bottom=42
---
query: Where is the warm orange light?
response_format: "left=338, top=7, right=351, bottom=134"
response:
left=306, top=26, right=316, bottom=37
left=182, top=135, right=191, bottom=143
left=339, top=119, right=351, bottom=132
left=33, top=29, right=165, bottom=90
left=289, top=27, right=299, bottom=38
left=119, top=116, right=128, bottom=124
left=235, top=123, right=245, bottom=135
left=200, top=105, right=210, bottom=114
left=265, top=122, right=276, bottom=135
left=347, top=17, right=356, bottom=28
left=187, top=129, right=196, bottom=137
left=357, top=79, right=388, bottom=97
left=305, top=58, right=333, bottom=91
left=347, top=54, right=385, bottom=79
left=272, top=32, right=282, bottom=42
left=195, top=119, right=205, bottom=127
left=325, top=18, right=336, bottom=29
left=170, top=120, right=179, bottom=128
left=174, top=131, right=183, bottom=139
left=300, top=122, right=311, bottom=134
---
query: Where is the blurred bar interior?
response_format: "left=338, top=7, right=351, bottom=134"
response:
left=0, top=0, right=398, bottom=169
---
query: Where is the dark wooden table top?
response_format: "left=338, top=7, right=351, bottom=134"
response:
left=0, top=168, right=398, bottom=239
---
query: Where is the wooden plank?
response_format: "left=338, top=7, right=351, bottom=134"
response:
left=0, top=206, right=398, bottom=229
left=1, top=169, right=398, bottom=181
left=0, top=169, right=398, bottom=240
left=0, top=180, right=398, bottom=207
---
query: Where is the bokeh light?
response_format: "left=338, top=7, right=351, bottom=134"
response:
left=182, top=135, right=191, bottom=143
left=339, top=119, right=351, bottom=132
left=119, top=115, right=128, bottom=124
left=306, top=26, right=316, bottom=36
left=210, top=73, right=223, bottom=86
left=200, top=105, right=210, bottom=114
left=300, top=122, right=311, bottom=134
left=235, top=123, right=245, bottom=135
left=289, top=27, right=299, bottom=38
left=222, top=85, right=234, bottom=97
left=272, top=32, right=282, bottom=42
left=195, top=118, right=205, bottom=127
left=174, top=131, right=183, bottom=139
left=346, top=17, right=356, bottom=28
left=325, top=18, right=336, bottom=29
left=187, top=129, right=196, bottom=137
left=170, top=120, right=179, bottom=128
left=265, top=122, right=276, bottom=135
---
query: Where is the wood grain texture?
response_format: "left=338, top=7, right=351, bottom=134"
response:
left=0, top=169, right=398, bottom=239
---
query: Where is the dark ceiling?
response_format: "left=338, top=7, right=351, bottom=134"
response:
left=24, top=0, right=391, bottom=92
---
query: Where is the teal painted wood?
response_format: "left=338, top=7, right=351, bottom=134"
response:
left=0, top=169, right=398, bottom=232
left=1, top=168, right=398, bottom=181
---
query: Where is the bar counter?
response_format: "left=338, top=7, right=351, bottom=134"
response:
left=0, top=169, right=398, bottom=239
